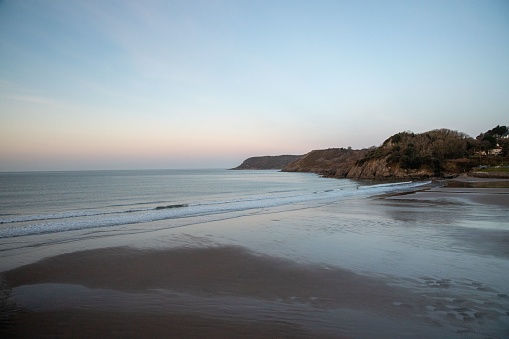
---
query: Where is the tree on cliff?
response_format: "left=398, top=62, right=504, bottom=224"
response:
left=476, top=125, right=508, bottom=156
left=358, top=129, right=476, bottom=176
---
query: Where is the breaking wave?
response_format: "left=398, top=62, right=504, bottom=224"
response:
left=0, top=181, right=430, bottom=238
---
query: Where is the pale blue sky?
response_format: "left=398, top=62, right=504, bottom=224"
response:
left=1, top=0, right=508, bottom=171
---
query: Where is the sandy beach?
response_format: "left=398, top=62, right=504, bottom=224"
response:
left=2, top=246, right=420, bottom=338
left=386, top=176, right=509, bottom=207
left=1, top=176, right=508, bottom=338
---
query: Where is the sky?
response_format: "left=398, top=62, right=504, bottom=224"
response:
left=1, top=0, right=508, bottom=171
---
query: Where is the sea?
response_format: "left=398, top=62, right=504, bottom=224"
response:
left=0, top=169, right=425, bottom=243
left=1, top=169, right=508, bottom=337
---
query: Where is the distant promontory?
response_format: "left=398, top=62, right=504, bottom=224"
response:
left=234, top=125, right=509, bottom=179
left=231, top=155, right=302, bottom=170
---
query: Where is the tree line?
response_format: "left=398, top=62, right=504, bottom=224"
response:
left=357, top=125, right=508, bottom=175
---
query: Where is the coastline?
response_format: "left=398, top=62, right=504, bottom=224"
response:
left=383, top=175, right=509, bottom=208
left=2, top=246, right=420, bottom=338
left=1, top=175, right=508, bottom=337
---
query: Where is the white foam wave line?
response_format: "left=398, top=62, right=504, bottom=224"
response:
left=0, top=207, right=154, bottom=224
left=357, top=181, right=414, bottom=189
left=2, top=190, right=341, bottom=236
left=0, top=181, right=429, bottom=238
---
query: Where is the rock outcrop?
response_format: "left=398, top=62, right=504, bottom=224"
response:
left=345, top=157, right=435, bottom=179
left=231, top=155, right=302, bottom=170
left=249, top=126, right=507, bottom=180
left=471, top=171, right=509, bottom=179
left=282, top=148, right=368, bottom=178
left=283, top=129, right=483, bottom=180
left=281, top=149, right=429, bottom=179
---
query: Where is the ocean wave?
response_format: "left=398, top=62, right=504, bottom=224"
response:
left=357, top=181, right=412, bottom=189
left=154, top=204, right=189, bottom=210
left=0, top=181, right=430, bottom=238
left=0, top=202, right=195, bottom=225
left=357, top=181, right=431, bottom=190
left=0, top=207, right=152, bottom=225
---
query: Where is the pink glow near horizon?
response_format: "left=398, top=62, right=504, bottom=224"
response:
left=1, top=1, right=508, bottom=171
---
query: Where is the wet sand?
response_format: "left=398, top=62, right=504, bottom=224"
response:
left=401, top=188, right=509, bottom=207
left=2, top=246, right=422, bottom=338
left=4, top=246, right=401, bottom=307
left=2, top=310, right=312, bottom=339
left=385, top=176, right=509, bottom=207
left=1, top=176, right=509, bottom=338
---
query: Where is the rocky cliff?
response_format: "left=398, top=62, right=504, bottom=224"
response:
left=244, top=127, right=506, bottom=180
left=231, top=155, right=302, bottom=170
left=283, top=129, right=481, bottom=179
left=345, top=157, right=435, bottom=179
left=284, top=150, right=471, bottom=180
left=282, top=148, right=368, bottom=177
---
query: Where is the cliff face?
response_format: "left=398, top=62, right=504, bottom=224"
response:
left=345, top=157, right=434, bottom=179
left=281, top=149, right=428, bottom=179
left=284, top=152, right=452, bottom=179
left=282, top=148, right=368, bottom=178
left=237, top=127, right=508, bottom=180
left=345, top=129, right=478, bottom=179
left=231, top=155, right=302, bottom=170
left=282, top=129, right=481, bottom=179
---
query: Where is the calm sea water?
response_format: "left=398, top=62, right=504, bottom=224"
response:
left=0, top=169, right=425, bottom=239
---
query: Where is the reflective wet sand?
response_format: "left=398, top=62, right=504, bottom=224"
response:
left=1, top=177, right=508, bottom=338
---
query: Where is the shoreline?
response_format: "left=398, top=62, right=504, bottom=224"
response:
left=1, top=174, right=508, bottom=337
left=380, top=175, right=509, bottom=208
left=1, top=246, right=426, bottom=338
